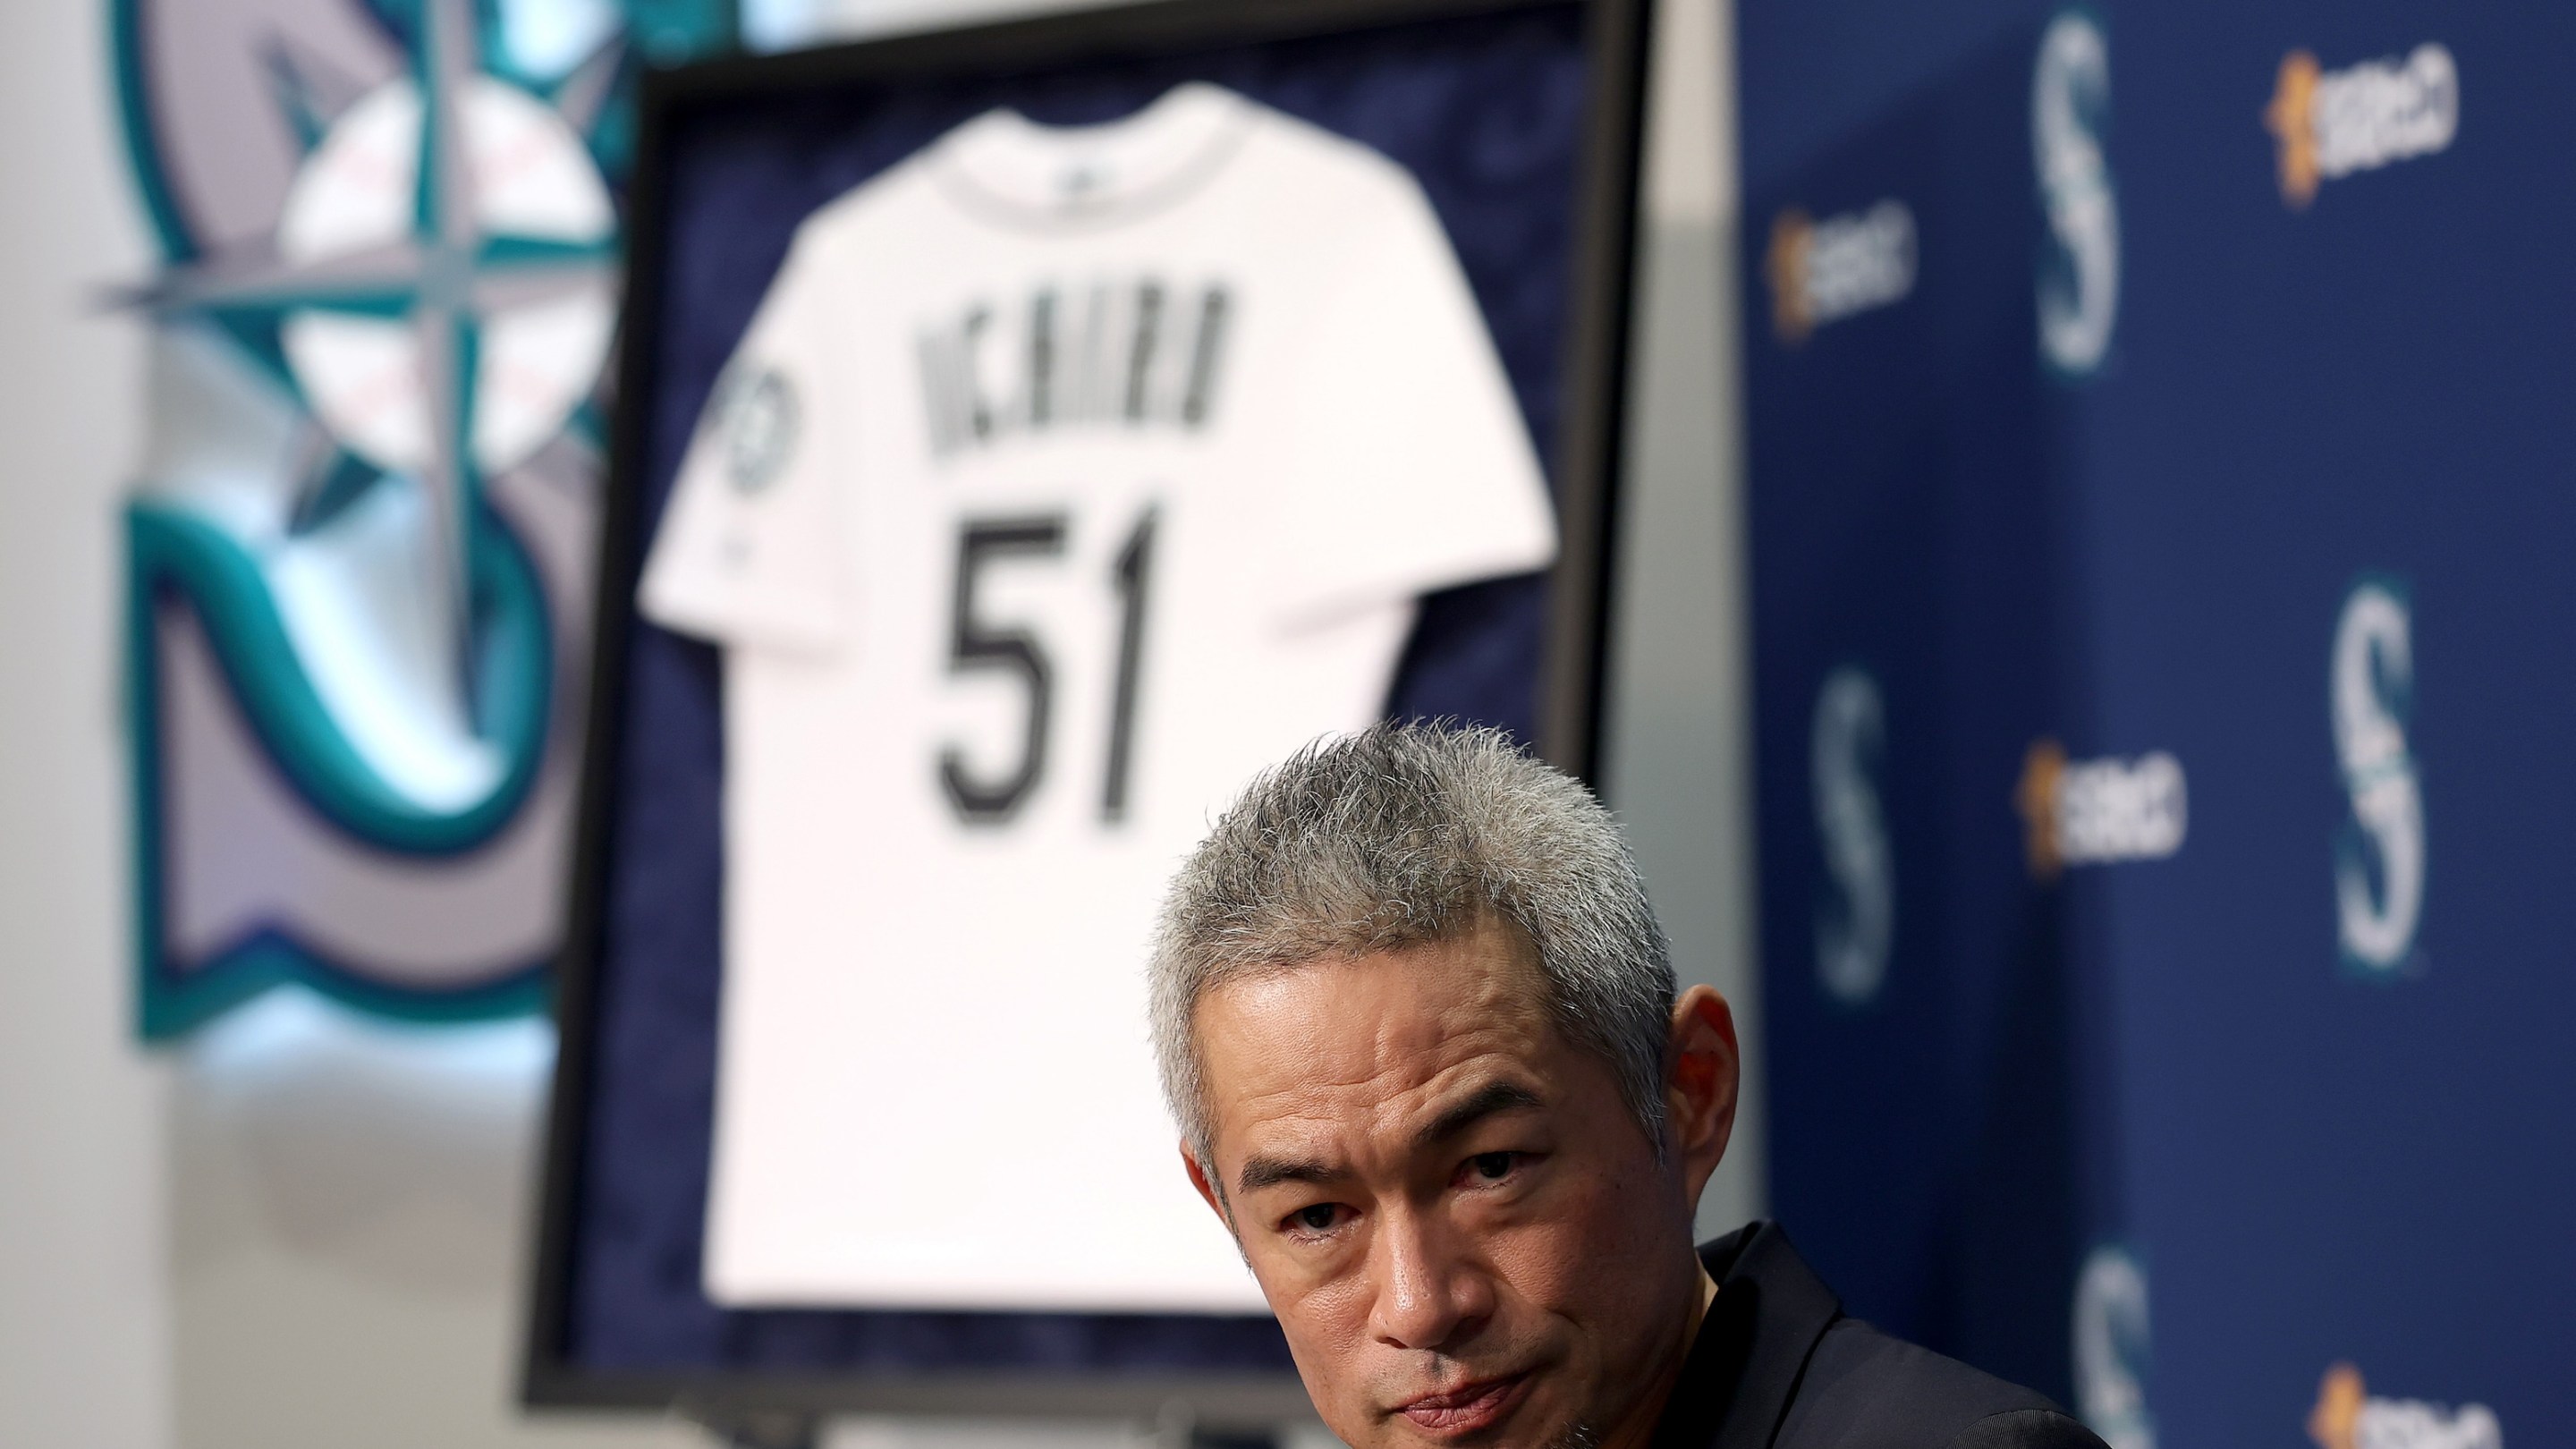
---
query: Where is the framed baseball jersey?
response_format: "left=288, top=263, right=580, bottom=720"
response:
left=529, top=0, right=1646, bottom=1428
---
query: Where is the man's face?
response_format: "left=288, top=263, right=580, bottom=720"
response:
left=1186, top=929, right=1705, bottom=1449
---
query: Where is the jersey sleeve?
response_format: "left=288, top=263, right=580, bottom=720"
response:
left=1263, top=164, right=1558, bottom=627
left=637, top=235, right=849, bottom=656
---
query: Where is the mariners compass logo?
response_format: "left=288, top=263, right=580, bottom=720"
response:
left=115, top=0, right=729, bottom=1034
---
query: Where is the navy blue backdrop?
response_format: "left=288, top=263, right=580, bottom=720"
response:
left=1747, top=4, right=2576, bottom=1447
left=564, top=4, right=1596, bottom=1377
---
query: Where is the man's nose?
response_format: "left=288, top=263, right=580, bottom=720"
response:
left=1366, top=1205, right=1494, bottom=1352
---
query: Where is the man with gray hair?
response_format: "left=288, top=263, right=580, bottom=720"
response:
left=1151, top=723, right=2103, bottom=1449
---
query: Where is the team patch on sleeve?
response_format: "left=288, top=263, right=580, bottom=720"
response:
left=716, top=366, right=801, bottom=494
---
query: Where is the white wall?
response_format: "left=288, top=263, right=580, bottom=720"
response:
left=0, top=4, right=693, bottom=1445
left=0, top=2, right=1750, bottom=1445
left=166, top=999, right=707, bottom=1449
left=1601, top=0, right=1767, bottom=1237
left=0, top=2, right=174, bottom=1445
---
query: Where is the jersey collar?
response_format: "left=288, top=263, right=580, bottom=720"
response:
left=929, top=81, right=1255, bottom=233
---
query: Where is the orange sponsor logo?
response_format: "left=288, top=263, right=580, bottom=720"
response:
left=2264, top=43, right=2457, bottom=209
left=1764, top=199, right=1915, bottom=343
left=2015, top=738, right=2186, bottom=880
left=2308, top=1362, right=2500, bottom=1449
left=1767, top=209, right=1817, bottom=343
left=2266, top=51, right=2325, bottom=207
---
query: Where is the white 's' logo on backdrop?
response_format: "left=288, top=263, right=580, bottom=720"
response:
left=2267, top=44, right=2458, bottom=208
left=1767, top=200, right=1917, bottom=344
left=2033, top=11, right=2118, bottom=375
left=1811, top=666, right=1893, bottom=1006
left=2332, top=580, right=2425, bottom=974
left=2018, top=740, right=2187, bottom=879
left=2072, top=1246, right=2156, bottom=1449
left=2310, top=1364, right=2500, bottom=1449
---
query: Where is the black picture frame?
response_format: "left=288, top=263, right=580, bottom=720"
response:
left=523, top=0, right=1650, bottom=1428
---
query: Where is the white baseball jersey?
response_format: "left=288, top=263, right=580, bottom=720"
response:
left=640, top=81, right=1556, bottom=1310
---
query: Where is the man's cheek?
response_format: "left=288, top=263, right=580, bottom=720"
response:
left=1290, top=1275, right=1379, bottom=1351
left=1476, top=1212, right=1596, bottom=1311
left=1549, top=1162, right=1662, bottom=1263
left=1268, top=1270, right=1373, bottom=1379
left=1251, top=1241, right=1350, bottom=1307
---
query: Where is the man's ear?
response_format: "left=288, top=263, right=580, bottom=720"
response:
left=1182, top=1142, right=1235, bottom=1234
left=1665, top=985, right=1741, bottom=1209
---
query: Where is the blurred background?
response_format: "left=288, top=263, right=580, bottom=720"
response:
left=1, top=0, right=1748, bottom=1444
left=12, top=0, right=2565, bottom=1445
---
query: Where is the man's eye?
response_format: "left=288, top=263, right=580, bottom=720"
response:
left=1468, top=1151, right=1518, bottom=1182
left=1287, top=1203, right=1343, bottom=1233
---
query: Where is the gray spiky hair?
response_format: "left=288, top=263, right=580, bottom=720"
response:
left=1148, top=722, right=1677, bottom=1174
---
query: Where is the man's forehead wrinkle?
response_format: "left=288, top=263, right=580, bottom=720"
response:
left=1224, top=1042, right=1551, bottom=1190
left=1218, top=1038, right=1433, bottom=1159
left=1195, top=930, right=1568, bottom=1176
left=1224, top=1047, right=1462, bottom=1147
left=1412, top=1075, right=1549, bottom=1150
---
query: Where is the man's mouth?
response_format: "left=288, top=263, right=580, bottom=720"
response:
left=1394, top=1373, right=1532, bottom=1436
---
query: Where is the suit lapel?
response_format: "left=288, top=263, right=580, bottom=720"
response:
left=1679, top=1223, right=1844, bottom=1449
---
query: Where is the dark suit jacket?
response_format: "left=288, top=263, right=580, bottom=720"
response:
left=1649, top=1224, right=2108, bottom=1449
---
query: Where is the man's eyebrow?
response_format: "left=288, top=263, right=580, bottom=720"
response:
left=1413, top=1080, right=1546, bottom=1152
left=1236, top=1155, right=1342, bottom=1196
